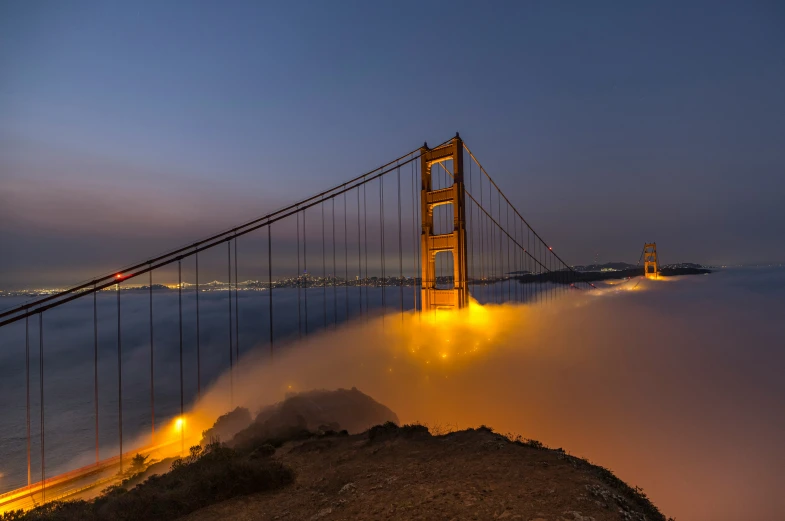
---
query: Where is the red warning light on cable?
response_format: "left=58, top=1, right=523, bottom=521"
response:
left=115, top=273, right=123, bottom=280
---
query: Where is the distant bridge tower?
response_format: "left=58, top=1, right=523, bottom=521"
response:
left=420, top=134, right=468, bottom=311
left=643, top=243, right=659, bottom=279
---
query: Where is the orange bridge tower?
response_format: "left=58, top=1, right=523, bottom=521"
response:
left=643, top=243, right=659, bottom=279
left=420, top=134, right=469, bottom=311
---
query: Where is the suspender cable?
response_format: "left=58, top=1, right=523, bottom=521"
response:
left=26, top=314, right=31, bottom=485
left=178, top=259, right=184, bottom=454
left=525, top=220, right=528, bottom=301
left=516, top=219, right=521, bottom=302
left=149, top=268, right=154, bottom=439
left=234, top=238, right=239, bottom=360
left=501, top=207, right=505, bottom=303
left=507, top=202, right=511, bottom=303
left=363, top=183, right=368, bottom=318
left=520, top=218, right=524, bottom=303
left=536, top=235, right=540, bottom=304
left=502, top=203, right=505, bottom=301
left=532, top=232, right=537, bottom=304
left=344, top=190, right=349, bottom=321
left=538, top=239, right=542, bottom=305
left=397, top=166, right=403, bottom=320
left=296, top=209, right=302, bottom=339
left=498, top=191, right=503, bottom=303
left=227, top=241, right=233, bottom=404
left=332, top=198, right=337, bottom=326
left=532, top=238, right=537, bottom=304
left=487, top=185, right=492, bottom=301
left=539, top=242, right=549, bottom=304
left=380, top=175, right=386, bottom=319
left=468, top=155, right=474, bottom=299
left=489, top=181, right=495, bottom=302
left=527, top=226, right=531, bottom=304
left=497, top=198, right=501, bottom=302
left=322, top=199, right=327, bottom=330
left=268, top=225, right=273, bottom=358
left=195, top=251, right=200, bottom=399
left=519, top=220, right=523, bottom=302
left=357, top=188, right=362, bottom=316
left=116, top=281, right=122, bottom=473
left=525, top=222, right=529, bottom=299
left=39, top=312, right=44, bottom=502
left=547, top=251, right=551, bottom=303
left=479, top=171, right=485, bottom=302
left=493, top=196, right=504, bottom=303
left=516, top=219, right=520, bottom=302
left=513, top=216, right=517, bottom=302
left=304, top=209, right=308, bottom=336
left=522, top=221, right=526, bottom=303
left=520, top=221, right=524, bottom=301
left=559, top=256, right=562, bottom=295
left=94, top=286, right=99, bottom=462
left=545, top=243, right=548, bottom=303
left=548, top=253, right=561, bottom=299
left=542, top=240, right=545, bottom=303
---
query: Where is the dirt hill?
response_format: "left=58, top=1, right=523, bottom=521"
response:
left=182, top=424, right=669, bottom=521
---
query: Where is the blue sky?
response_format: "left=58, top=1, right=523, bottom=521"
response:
left=1, top=1, right=784, bottom=286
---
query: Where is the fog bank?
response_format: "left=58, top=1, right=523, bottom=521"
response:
left=193, top=269, right=785, bottom=521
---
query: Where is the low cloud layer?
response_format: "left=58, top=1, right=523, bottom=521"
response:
left=1, top=269, right=783, bottom=521
left=194, top=270, right=785, bottom=521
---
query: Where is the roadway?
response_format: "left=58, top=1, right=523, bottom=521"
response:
left=0, top=440, right=184, bottom=514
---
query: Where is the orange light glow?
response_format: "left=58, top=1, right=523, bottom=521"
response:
left=391, top=297, right=514, bottom=368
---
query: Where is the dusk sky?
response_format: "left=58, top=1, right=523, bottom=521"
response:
left=2, top=1, right=784, bottom=288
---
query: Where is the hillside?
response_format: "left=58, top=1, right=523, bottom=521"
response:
left=183, top=424, right=669, bottom=521
left=4, top=391, right=669, bottom=521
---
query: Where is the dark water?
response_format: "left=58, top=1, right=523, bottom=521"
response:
left=0, top=280, right=560, bottom=492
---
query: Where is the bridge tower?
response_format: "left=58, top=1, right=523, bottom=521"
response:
left=643, top=242, right=659, bottom=279
left=420, top=134, right=469, bottom=311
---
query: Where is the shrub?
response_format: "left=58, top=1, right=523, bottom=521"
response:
left=11, top=445, right=294, bottom=521
left=129, top=453, right=148, bottom=473
left=368, top=422, right=429, bottom=442
left=524, top=439, right=544, bottom=449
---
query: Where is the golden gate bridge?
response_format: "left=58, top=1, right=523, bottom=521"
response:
left=0, top=134, right=594, bottom=511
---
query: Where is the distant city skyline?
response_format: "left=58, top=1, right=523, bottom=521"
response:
left=2, top=1, right=784, bottom=289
